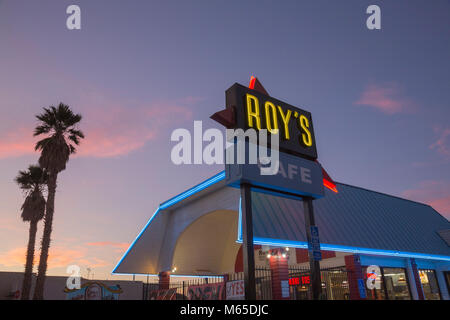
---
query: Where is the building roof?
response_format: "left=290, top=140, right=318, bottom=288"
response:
left=113, top=171, right=450, bottom=275
left=248, top=183, right=450, bottom=258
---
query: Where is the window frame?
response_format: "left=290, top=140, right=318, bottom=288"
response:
left=418, top=269, right=442, bottom=300
left=380, top=267, right=412, bottom=300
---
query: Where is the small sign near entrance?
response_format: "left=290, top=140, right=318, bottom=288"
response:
left=226, top=280, right=245, bottom=300
left=358, top=279, right=367, bottom=299
left=312, top=251, right=322, bottom=261
left=281, top=280, right=290, bottom=298
left=309, top=226, right=322, bottom=261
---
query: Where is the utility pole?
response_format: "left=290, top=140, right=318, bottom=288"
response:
left=240, top=183, right=256, bottom=300
left=303, top=197, right=322, bottom=300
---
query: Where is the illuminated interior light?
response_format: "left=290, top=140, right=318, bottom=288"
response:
left=267, top=254, right=271, bottom=258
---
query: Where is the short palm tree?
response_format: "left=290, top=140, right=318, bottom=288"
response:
left=32, top=103, right=84, bottom=300
left=15, top=165, right=48, bottom=300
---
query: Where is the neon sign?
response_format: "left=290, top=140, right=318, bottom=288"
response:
left=225, top=83, right=318, bottom=160
left=289, top=276, right=311, bottom=286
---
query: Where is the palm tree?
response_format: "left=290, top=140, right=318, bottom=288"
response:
left=32, top=103, right=84, bottom=300
left=15, top=165, right=48, bottom=300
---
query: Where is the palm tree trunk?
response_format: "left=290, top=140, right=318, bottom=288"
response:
left=21, top=220, right=38, bottom=300
left=33, top=172, right=57, bottom=300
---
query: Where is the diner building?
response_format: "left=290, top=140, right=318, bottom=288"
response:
left=112, top=171, right=450, bottom=300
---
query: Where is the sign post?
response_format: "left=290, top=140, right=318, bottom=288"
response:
left=303, top=197, right=322, bottom=300
left=212, top=78, right=335, bottom=300
left=240, top=183, right=256, bottom=300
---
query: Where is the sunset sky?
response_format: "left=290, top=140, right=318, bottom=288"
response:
left=0, top=0, right=449, bottom=281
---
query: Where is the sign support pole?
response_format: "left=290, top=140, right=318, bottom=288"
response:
left=303, top=197, right=322, bottom=300
left=240, top=182, right=256, bottom=300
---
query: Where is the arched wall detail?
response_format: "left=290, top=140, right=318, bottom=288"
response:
left=170, top=209, right=240, bottom=275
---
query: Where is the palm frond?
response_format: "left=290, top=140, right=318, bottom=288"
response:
left=15, top=165, right=48, bottom=192
left=33, top=125, right=53, bottom=136
left=21, top=189, right=46, bottom=222
left=68, top=134, right=80, bottom=145
left=34, top=103, right=84, bottom=171
left=34, top=137, right=53, bottom=151
left=69, top=144, right=76, bottom=154
left=68, top=129, right=85, bottom=139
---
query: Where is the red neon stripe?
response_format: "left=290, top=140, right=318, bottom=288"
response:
left=249, top=76, right=256, bottom=89
left=323, top=178, right=338, bottom=193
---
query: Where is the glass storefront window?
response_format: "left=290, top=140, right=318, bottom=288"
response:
left=363, top=266, right=386, bottom=300
left=288, top=268, right=350, bottom=300
left=382, top=268, right=411, bottom=300
left=322, top=269, right=350, bottom=300
left=419, top=269, right=441, bottom=300
left=445, top=272, right=450, bottom=296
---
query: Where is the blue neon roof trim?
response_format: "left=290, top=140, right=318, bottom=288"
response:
left=160, top=171, right=225, bottom=209
left=235, top=237, right=450, bottom=262
left=237, top=197, right=242, bottom=241
left=112, top=272, right=223, bottom=278
left=112, top=208, right=161, bottom=274
left=112, top=171, right=226, bottom=274
left=243, top=184, right=450, bottom=260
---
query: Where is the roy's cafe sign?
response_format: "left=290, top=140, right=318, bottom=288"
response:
left=212, top=77, right=337, bottom=197
left=225, top=82, right=317, bottom=160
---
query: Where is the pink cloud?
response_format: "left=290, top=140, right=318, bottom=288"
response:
left=0, top=96, right=195, bottom=159
left=0, top=127, right=38, bottom=159
left=0, top=245, right=110, bottom=269
left=0, top=246, right=83, bottom=269
left=77, top=258, right=110, bottom=268
left=430, top=127, right=450, bottom=159
left=355, top=83, right=414, bottom=114
left=0, top=216, right=25, bottom=232
left=77, top=104, right=188, bottom=158
left=402, top=180, right=450, bottom=219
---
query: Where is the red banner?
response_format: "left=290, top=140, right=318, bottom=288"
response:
left=187, top=283, right=225, bottom=300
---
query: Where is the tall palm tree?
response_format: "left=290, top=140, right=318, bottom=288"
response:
left=15, top=165, right=48, bottom=300
left=32, top=103, right=84, bottom=300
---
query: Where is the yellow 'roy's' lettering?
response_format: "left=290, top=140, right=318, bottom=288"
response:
left=264, top=101, right=278, bottom=134
left=245, top=93, right=313, bottom=148
left=277, top=106, right=292, bottom=140
left=299, top=115, right=312, bottom=147
left=246, top=94, right=261, bottom=130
